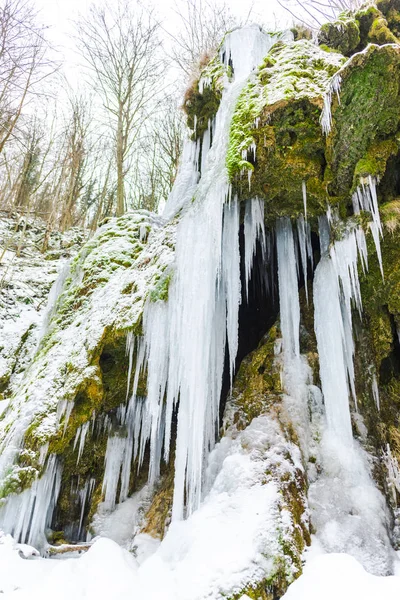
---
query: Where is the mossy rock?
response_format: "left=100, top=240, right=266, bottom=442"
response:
left=229, top=325, right=282, bottom=428
left=227, top=40, right=344, bottom=220
left=183, top=53, right=226, bottom=141
left=327, top=44, right=400, bottom=196
left=318, top=16, right=360, bottom=56
left=377, top=0, right=400, bottom=37
left=354, top=225, right=400, bottom=511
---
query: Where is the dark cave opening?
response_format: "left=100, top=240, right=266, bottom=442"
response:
left=219, top=222, right=279, bottom=422
left=219, top=218, right=320, bottom=423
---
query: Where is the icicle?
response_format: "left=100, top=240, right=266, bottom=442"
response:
left=276, top=217, right=311, bottom=446
left=320, top=73, right=341, bottom=135
left=305, top=221, right=313, bottom=269
left=302, top=180, right=307, bottom=219
left=276, top=218, right=300, bottom=360
left=372, top=374, right=380, bottom=411
left=244, top=198, right=266, bottom=299
left=0, top=455, right=62, bottom=549
left=73, top=421, right=90, bottom=465
left=383, top=444, right=400, bottom=506
left=102, top=433, right=128, bottom=511
left=313, top=225, right=368, bottom=443
left=78, top=478, right=95, bottom=538
left=297, top=216, right=309, bottom=303
left=314, top=254, right=353, bottom=443
left=222, top=197, right=241, bottom=383
left=318, top=214, right=331, bottom=255
left=61, top=401, right=74, bottom=436
left=200, top=121, right=212, bottom=175
left=352, top=177, right=384, bottom=278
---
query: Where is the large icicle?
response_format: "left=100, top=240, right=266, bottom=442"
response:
left=222, top=197, right=241, bottom=383
left=276, top=217, right=312, bottom=456
left=313, top=222, right=368, bottom=443
left=126, top=26, right=274, bottom=522
left=276, top=218, right=300, bottom=360
left=244, top=197, right=266, bottom=299
left=296, top=216, right=309, bottom=303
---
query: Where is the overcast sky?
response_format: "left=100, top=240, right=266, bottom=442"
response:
left=34, top=0, right=292, bottom=76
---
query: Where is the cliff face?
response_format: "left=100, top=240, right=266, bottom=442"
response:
left=2, top=4, right=400, bottom=599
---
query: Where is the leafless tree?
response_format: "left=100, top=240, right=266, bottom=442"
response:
left=0, top=0, right=57, bottom=155
left=75, top=0, right=164, bottom=217
left=167, top=0, right=242, bottom=78
left=129, top=95, right=185, bottom=212
left=277, top=0, right=362, bottom=29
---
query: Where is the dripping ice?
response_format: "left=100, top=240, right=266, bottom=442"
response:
left=99, top=26, right=277, bottom=524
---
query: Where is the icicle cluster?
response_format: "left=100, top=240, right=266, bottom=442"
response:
left=320, top=73, right=342, bottom=135
left=352, top=176, right=384, bottom=277
left=0, top=455, right=61, bottom=548
left=244, top=198, right=266, bottom=299
left=99, top=26, right=274, bottom=523
left=313, top=217, right=368, bottom=443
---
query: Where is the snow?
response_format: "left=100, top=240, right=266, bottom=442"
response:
left=0, top=414, right=304, bottom=599
left=282, top=548, right=400, bottom=600
left=0, top=211, right=176, bottom=547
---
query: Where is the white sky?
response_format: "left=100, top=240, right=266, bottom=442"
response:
left=34, top=0, right=292, bottom=75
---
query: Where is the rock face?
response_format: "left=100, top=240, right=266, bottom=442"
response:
left=2, top=5, right=400, bottom=598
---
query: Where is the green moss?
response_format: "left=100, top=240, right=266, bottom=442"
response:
left=291, top=24, right=313, bottom=42
left=229, top=326, right=282, bottom=427
left=354, top=139, right=400, bottom=183
left=226, top=40, right=344, bottom=220
left=369, top=15, right=399, bottom=44
left=149, top=269, right=173, bottom=303
left=318, top=16, right=360, bottom=56
left=377, top=0, right=400, bottom=37
left=328, top=44, right=400, bottom=196
left=183, top=53, right=226, bottom=141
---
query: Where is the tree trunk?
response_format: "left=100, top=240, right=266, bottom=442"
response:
left=116, top=105, right=124, bottom=216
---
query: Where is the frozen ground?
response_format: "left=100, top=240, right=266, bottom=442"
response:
left=2, top=533, right=400, bottom=600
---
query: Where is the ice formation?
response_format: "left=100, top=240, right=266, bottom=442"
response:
left=92, top=26, right=276, bottom=525
left=0, top=21, right=398, bottom=595
left=352, top=176, right=384, bottom=277
left=320, top=73, right=342, bottom=135
left=244, top=197, right=266, bottom=299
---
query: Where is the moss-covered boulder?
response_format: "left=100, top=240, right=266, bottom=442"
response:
left=227, top=40, right=344, bottom=222
left=318, top=15, right=361, bottom=56
left=327, top=43, right=400, bottom=197
left=183, top=52, right=228, bottom=141
left=0, top=211, right=176, bottom=504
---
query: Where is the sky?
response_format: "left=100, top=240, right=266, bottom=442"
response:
left=34, top=0, right=292, bottom=74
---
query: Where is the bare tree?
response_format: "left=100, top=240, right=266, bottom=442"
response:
left=75, top=0, right=164, bottom=216
left=167, top=0, right=240, bottom=78
left=59, top=94, right=91, bottom=230
left=0, top=0, right=56, bottom=155
left=277, top=0, right=362, bottom=29
left=129, top=96, right=184, bottom=212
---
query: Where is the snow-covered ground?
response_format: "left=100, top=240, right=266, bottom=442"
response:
left=0, top=414, right=303, bottom=599
left=2, top=533, right=400, bottom=600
